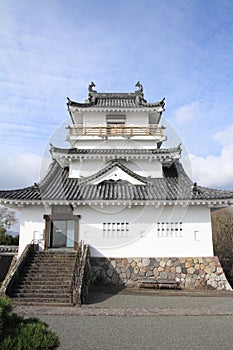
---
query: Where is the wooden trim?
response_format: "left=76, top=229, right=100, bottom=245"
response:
left=68, top=126, right=164, bottom=137
left=74, top=217, right=79, bottom=251
left=43, top=214, right=80, bottom=251
left=44, top=214, right=78, bottom=220
left=44, top=215, right=50, bottom=251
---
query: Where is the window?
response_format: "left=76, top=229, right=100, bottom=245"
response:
left=103, top=222, right=129, bottom=238
left=106, top=115, right=126, bottom=127
left=157, top=222, right=182, bottom=237
left=194, top=230, right=200, bottom=241
left=50, top=220, right=74, bottom=248
left=106, top=115, right=126, bottom=136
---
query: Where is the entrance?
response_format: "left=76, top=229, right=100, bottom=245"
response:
left=44, top=212, right=79, bottom=251
left=50, top=220, right=75, bottom=248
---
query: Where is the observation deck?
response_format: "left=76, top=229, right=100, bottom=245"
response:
left=66, top=125, right=165, bottom=138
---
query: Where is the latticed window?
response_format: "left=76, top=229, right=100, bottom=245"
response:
left=157, top=222, right=182, bottom=237
left=103, top=222, right=129, bottom=238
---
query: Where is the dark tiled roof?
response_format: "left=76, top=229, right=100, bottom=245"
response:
left=0, top=160, right=233, bottom=203
left=50, top=145, right=181, bottom=155
left=0, top=185, right=42, bottom=201
left=67, top=92, right=165, bottom=109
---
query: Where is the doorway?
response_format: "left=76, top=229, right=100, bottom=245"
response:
left=44, top=213, right=79, bottom=251
left=50, top=220, right=75, bottom=248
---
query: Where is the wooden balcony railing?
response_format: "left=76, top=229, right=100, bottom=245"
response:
left=67, top=126, right=164, bottom=137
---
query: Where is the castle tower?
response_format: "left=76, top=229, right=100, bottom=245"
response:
left=0, top=83, right=232, bottom=290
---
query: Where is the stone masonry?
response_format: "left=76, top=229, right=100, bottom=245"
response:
left=90, top=257, right=232, bottom=291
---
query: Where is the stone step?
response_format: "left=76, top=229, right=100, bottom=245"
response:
left=24, top=262, right=74, bottom=267
left=30, top=255, right=76, bottom=260
left=33, top=253, right=76, bottom=259
left=11, top=292, right=71, bottom=299
left=12, top=297, right=72, bottom=304
left=14, top=286, right=71, bottom=293
left=21, top=267, right=73, bottom=276
left=25, top=262, right=75, bottom=267
left=16, top=276, right=72, bottom=282
left=23, top=268, right=74, bottom=275
left=13, top=284, right=71, bottom=292
left=28, top=260, right=76, bottom=265
left=14, top=288, right=71, bottom=294
left=29, top=261, right=75, bottom=266
left=12, top=300, right=72, bottom=306
left=28, top=261, right=76, bottom=266
left=24, top=270, right=74, bottom=274
left=9, top=251, right=77, bottom=305
left=16, top=276, right=73, bottom=283
left=17, top=280, right=70, bottom=284
left=18, top=277, right=73, bottom=283
left=14, top=281, right=72, bottom=289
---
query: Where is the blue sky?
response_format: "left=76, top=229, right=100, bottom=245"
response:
left=0, top=0, right=233, bottom=189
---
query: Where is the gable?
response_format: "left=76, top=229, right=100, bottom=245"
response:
left=88, top=165, right=146, bottom=185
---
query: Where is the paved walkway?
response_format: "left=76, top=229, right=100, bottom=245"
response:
left=12, top=289, right=233, bottom=350
left=13, top=288, right=233, bottom=317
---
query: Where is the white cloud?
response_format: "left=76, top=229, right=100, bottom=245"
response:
left=190, top=125, right=233, bottom=189
left=0, top=152, right=50, bottom=189
left=173, top=102, right=200, bottom=124
left=213, top=125, right=233, bottom=146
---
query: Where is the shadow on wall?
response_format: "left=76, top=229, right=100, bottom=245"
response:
left=87, top=257, right=126, bottom=305
left=0, top=256, right=14, bottom=282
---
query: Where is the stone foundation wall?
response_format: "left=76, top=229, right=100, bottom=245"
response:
left=90, top=257, right=232, bottom=291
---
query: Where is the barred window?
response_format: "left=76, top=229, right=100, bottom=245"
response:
left=157, top=222, right=182, bottom=237
left=103, top=222, right=129, bottom=238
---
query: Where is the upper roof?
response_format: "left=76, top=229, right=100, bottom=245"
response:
left=0, top=160, right=233, bottom=206
left=50, top=144, right=181, bottom=156
left=67, top=82, right=165, bottom=110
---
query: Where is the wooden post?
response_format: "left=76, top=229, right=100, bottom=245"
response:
left=74, top=217, right=79, bottom=251
left=44, top=215, right=50, bottom=251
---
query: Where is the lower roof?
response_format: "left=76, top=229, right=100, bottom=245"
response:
left=0, top=160, right=233, bottom=206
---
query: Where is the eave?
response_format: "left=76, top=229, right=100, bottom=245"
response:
left=68, top=106, right=164, bottom=113
left=1, top=198, right=232, bottom=209
left=50, top=145, right=182, bottom=168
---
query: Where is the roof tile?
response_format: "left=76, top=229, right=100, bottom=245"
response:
left=0, top=160, right=233, bottom=203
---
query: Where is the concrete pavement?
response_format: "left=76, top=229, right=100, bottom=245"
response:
left=13, top=289, right=233, bottom=350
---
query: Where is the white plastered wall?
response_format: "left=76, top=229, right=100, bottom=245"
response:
left=17, top=203, right=214, bottom=259
left=18, top=206, right=45, bottom=255
left=121, top=159, right=163, bottom=178
left=69, top=159, right=162, bottom=178
left=82, top=111, right=149, bottom=127
left=75, top=204, right=214, bottom=258
left=69, top=159, right=105, bottom=178
left=73, top=139, right=163, bottom=149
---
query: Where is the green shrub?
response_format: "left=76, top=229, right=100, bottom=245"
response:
left=1, top=319, right=60, bottom=350
left=0, top=296, right=60, bottom=349
left=0, top=296, right=12, bottom=340
left=0, top=295, right=12, bottom=316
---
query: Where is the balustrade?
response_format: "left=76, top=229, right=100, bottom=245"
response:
left=67, top=125, right=164, bottom=137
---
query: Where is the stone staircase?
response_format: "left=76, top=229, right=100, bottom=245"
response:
left=10, top=251, right=77, bottom=305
